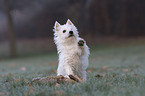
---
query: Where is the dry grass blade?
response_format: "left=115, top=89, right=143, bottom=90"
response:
left=31, top=75, right=83, bottom=85
left=95, top=74, right=103, bottom=78
left=56, top=75, right=68, bottom=84
left=32, top=77, right=41, bottom=82
left=52, top=90, right=65, bottom=96
left=69, top=75, right=82, bottom=82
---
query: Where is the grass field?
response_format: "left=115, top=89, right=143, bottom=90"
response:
left=0, top=41, right=145, bottom=96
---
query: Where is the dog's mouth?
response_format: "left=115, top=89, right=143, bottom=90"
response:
left=68, top=34, right=74, bottom=37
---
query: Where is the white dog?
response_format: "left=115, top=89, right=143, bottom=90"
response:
left=53, top=19, right=90, bottom=80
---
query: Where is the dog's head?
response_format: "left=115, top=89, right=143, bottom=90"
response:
left=53, top=19, right=79, bottom=40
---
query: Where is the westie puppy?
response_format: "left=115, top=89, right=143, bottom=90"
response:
left=53, top=19, right=90, bottom=80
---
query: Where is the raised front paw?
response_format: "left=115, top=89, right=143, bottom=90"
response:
left=78, top=40, right=84, bottom=46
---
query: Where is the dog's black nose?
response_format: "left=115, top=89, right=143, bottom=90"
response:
left=69, top=31, right=73, bottom=35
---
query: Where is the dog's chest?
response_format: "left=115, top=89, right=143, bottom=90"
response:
left=59, top=45, right=82, bottom=64
left=61, top=45, right=81, bottom=56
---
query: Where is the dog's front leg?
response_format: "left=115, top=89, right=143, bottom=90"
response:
left=78, top=40, right=84, bottom=47
left=78, top=39, right=86, bottom=55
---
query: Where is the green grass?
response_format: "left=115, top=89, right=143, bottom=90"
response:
left=0, top=43, right=145, bottom=96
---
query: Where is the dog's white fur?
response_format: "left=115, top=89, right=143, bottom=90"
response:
left=53, top=19, right=90, bottom=80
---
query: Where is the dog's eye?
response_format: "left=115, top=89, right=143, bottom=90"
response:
left=63, top=30, right=66, bottom=33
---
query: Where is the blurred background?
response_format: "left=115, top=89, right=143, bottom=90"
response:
left=0, top=0, right=145, bottom=58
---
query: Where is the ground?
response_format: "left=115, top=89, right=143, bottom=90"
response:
left=0, top=40, right=145, bottom=96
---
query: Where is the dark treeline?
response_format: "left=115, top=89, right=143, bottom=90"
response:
left=0, top=0, right=145, bottom=40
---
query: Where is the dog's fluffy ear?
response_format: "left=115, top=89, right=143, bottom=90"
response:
left=54, top=21, right=60, bottom=31
left=66, top=19, right=74, bottom=25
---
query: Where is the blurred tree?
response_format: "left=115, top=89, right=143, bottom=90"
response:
left=1, top=0, right=50, bottom=57
left=101, top=0, right=111, bottom=35
left=120, top=0, right=127, bottom=36
left=4, top=0, right=17, bottom=57
left=0, top=0, right=145, bottom=42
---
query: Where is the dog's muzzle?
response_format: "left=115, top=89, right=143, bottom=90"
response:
left=69, top=31, right=74, bottom=37
left=68, top=34, right=74, bottom=37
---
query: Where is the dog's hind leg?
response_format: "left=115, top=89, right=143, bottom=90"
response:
left=64, top=65, right=74, bottom=77
left=57, top=65, right=65, bottom=76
